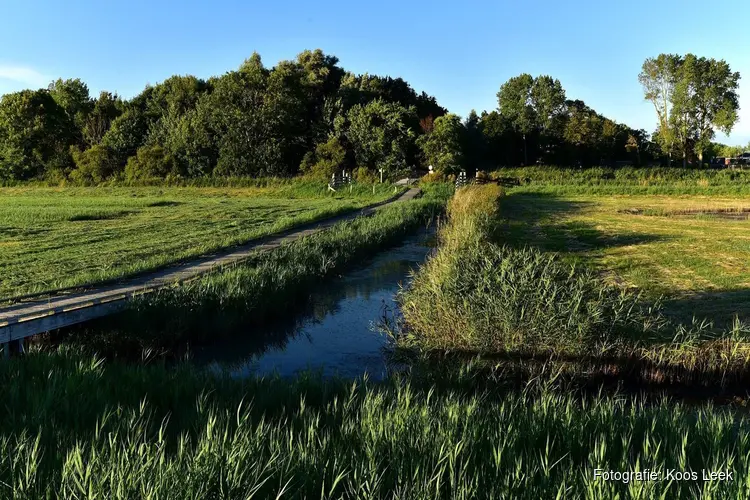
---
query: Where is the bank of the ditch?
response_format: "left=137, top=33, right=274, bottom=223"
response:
left=397, top=184, right=750, bottom=388
left=53, top=182, right=452, bottom=355
left=3, top=352, right=750, bottom=498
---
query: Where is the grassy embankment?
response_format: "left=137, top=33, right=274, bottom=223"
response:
left=398, top=183, right=750, bottom=387
left=0, top=180, right=401, bottom=299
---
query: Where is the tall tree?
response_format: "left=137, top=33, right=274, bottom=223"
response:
left=83, top=91, right=123, bottom=146
left=498, top=74, right=565, bottom=165
left=680, top=54, right=740, bottom=163
left=639, top=54, right=681, bottom=166
left=417, top=113, right=464, bottom=173
left=497, top=74, right=535, bottom=164
left=345, top=99, right=416, bottom=178
left=48, top=78, right=93, bottom=146
left=0, top=89, right=72, bottom=180
left=639, top=53, right=738, bottom=166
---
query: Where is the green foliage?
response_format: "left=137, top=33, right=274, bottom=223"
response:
left=417, top=113, right=464, bottom=174
left=300, top=136, right=348, bottom=178
left=0, top=182, right=401, bottom=298
left=0, top=89, right=73, bottom=180
left=82, top=91, right=123, bottom=146
left=497, top=74, right=566, bottom=164
left=101, top=109, right=149, bottom=164
left=640, top=53, right=740, bottom=164
left=345, top=99, right=416, bottom=178
left=124, top=145, right=178, bottom=181
left=69, top=145, right=119, bottom=184
left=399, top=185, right=660, bottom=354
left=104, top=185, right=448, bottom=345
left=48, top=78, right=93, bottom=145
left=2, top=351, right=750, bottom=498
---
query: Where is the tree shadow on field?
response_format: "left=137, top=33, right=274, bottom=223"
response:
left=496, top=192, right=750, bottom=330
left=664, top=289, right=750, bottom=328
left=496, top=192, right=665, bottom=255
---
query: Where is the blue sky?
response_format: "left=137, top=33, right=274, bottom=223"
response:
left=2, top=0, right=749, bottom=145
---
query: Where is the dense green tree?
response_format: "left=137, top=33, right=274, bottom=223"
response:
left=101, top=109, right=150, bottom=165
left=417, top=113, right=464, bottom=173
left=83, top=91, right=123, bottom=146
left=48, top=78, right=93, bottom=145
left=497, top=74, right=536, bottom=164
left=345, top=99, right=416, bottom=178
left=676, top=54, right=740, bottom=163
left=462, top=110, right=486, bottom=171
left=300, top=136, right=349, bottom=178
left=639, top=53, right=738, bottom=166
left=0, top=89, right=72, bottom=180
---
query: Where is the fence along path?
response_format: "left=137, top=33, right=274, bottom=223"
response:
left=0, top=187, right=421, bottom=353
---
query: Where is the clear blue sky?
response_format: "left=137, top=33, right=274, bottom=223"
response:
left=2, top=0, right=749, bottom=145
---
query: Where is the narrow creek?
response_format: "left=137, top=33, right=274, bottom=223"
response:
left=192, top=229, right=436, bottom=380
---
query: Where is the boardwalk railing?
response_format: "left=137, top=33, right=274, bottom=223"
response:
left=328, top=171, right=352, bottom=191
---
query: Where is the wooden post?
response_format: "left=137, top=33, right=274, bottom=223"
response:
left=2, top=342, right=8, bottom=360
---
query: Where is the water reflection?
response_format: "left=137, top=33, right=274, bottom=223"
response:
left=194, top=230, right=435, bottom=380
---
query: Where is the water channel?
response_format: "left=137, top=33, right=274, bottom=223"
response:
left=194, top=230, right=435, bottom=380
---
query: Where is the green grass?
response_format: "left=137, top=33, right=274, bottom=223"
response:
left=397, top=184, right=750, bottom=385
left=497, top=191, right=750, bottom=324
left=58, top=182, right=452, bottom=355
left=0, top=181, right=401, bottom=299
left=398, top=185, right=664, bottom=356
left=4, top=350, right=750, bottom=498
left=493, top=165, right=750, bottom=196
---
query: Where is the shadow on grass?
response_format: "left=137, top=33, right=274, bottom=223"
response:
left=496, top=192, right=665, bottom=254
left=496, top=192, right=750, bottom=328
left=664, top=289, right=750, bottom=328
left=403, top=350, right=750, bottom=404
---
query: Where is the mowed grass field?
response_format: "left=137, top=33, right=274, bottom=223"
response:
left=499, top=189, right=750, bottom=324
left=0, top=183, right=398, bottom=299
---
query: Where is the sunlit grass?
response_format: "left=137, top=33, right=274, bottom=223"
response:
left=497, top=192, right=750, bottom=323
left=0, top=181, right=401, bottom=299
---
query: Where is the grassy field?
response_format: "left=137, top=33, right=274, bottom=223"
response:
left=398, top=184, right=750, bottom=387
left=498, top=190, right=750, bottom=324
left=5, top=176, right=750, bottom=497
left=0, top=181, right=400, bottom=299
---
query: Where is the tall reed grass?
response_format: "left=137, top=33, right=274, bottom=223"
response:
left=2, top=350, right=750, bottom=498
left=398, top=185, right=664, bottom=355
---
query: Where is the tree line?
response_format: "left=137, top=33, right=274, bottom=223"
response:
left=0, top=50, right=744, bottom=183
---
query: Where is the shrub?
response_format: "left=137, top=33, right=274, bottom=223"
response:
left=299, top=137, right=348, bottom=179
left=125, top=145, right=178, bottom=181
left=353, top=166, right=378, bottom=183
left=69, top=145, right=119, bottom=185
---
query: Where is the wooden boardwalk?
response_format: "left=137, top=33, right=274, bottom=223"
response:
left=0, top=188, right=421, bottom=352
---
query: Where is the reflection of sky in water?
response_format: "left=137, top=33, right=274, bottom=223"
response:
left=195, top=230, right=435, bottom=380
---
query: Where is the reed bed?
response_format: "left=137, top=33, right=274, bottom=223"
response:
left=398, top=184, right=750, bottom=381
left=2, top=350, right=750, bottom=498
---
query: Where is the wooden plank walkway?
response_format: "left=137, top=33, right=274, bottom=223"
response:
left=0, top=188, right=421, bottom=349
